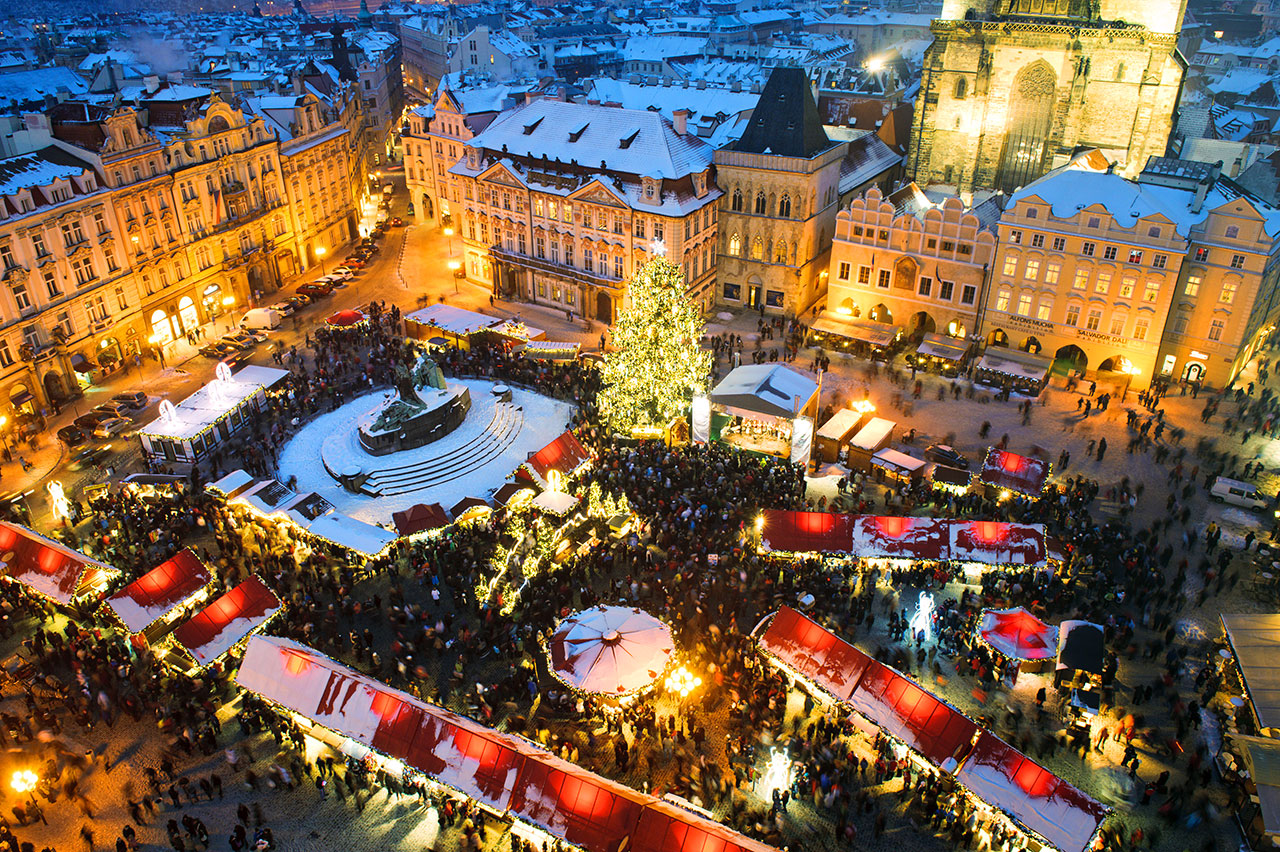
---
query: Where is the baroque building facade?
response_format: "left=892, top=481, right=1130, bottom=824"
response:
left=908, top=0, right=1188, bottom=195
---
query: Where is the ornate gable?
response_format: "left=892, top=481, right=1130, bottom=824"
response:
left=569, top=180, right=626, bottom=208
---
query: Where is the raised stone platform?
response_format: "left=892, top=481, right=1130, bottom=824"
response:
left=356, top=382, right=472, bottom=455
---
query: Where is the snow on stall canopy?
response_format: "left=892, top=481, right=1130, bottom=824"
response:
left=306, top=512, right=397, bottom=558
left=207, top=469, right=255, bottom=499
left=849, top=515, right=947, bottom=560
left=140, top=365, right=289, bottom=442
left=236, top=637, right=782, bottom=852
left=957, top=733, right=1107, bottom=852
left=758, top=606, right=871, bottom=700
left=170, top=576, right=281, bottom=668
left=709, top=364, right=818, bottom=421
left=846, top=661, right=977, bottom=769
left=979, top=608, right=1059, bottom=662
left=0, top=521, right=116, bottom=605
left=518, top=430, right=593, bottom=488
left=758, top=509, right=857, bottom=554
left=107, top=549, right=211, bottom=634
left=979, top=448, right=1049, bottom=497
left=949, top=520, right=1046, bottom=565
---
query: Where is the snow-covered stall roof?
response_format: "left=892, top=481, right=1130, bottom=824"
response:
left=531, top=490, right=579, bottom=516
left=517, top=430, right=593, bottom=488
left=848, top=417, right=895, bottom=451
left=957, top=733, right=1107, bottom=852
left=916, top=333, right=968, bottom=362
left=975, top=349, right=1051, bottom=384
left=979, top=608, right=1059, bottom=662
left=140, top=365, right=289, bottom=441
left=949, top=520, right=1046, bottom=565
left=709, top=364, right=818, bottom=421
left=106, top=549, right=211, bottom=633
left=236, top=636, right=779, bottom=852
left=170, top=576, right=281, bottom=669
left=305, top=512, right=397, bottom=558
left=979, top=449, right=1050, bottom=497
left=1223, top=614, right=1280, bottom=730
left=207, top=469, right=255, bottom=498
left=846, top=661, right=977, bottom=769
left=849, top=515, right=946, bottom=560
left=871, top=448, right=926, bottom=475
left=815, top=408, right=863, bottom=441
left=0, top=522, right=117, bottom=605
left=811, top=315, right=900, bottom=347
left=405, top=303, right=503, bottom=337
left=759, top=509, right=858, bottom=554
left=758, top=606, right=871, bottom=701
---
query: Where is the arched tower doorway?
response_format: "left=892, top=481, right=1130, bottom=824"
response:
left=996, top=61, right=1057, bottom=194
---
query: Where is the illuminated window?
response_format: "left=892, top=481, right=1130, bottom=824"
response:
left=1185, top=276, right=1200, bottom=296
left=1072, top=269, right=1088, bottom=290
left=1036, top=300, right=1052, bottom=320
left=1017, top=292, right=1032, bottom=315
left=1119, top=277, right=1134, bottom=298
left=1044, top=262, right=1060, bottom=284
left=1024, top=259, right=1039, bottom=280
left=1143, top=282, right=1159, bottom=301
left=837, top=261, right=850, bottom=280
left=750, top=237, right=763, bottom=259
left=1002, top=255, right=1017, bottom=276
left=877, top=269, right=890, bottom=288
left=729, top=234, right=741, bottom=256
left=1134, top=318, right=1149, bottom=340
left=1065, top=304, right=1080, bottom=326
left=996, top=287, right=1011, bottom=311
left=1109, top=314, right=1125, bottom=336
left=1094, top=272, right=1111, bottom=294
left=1209, top=318, right=1225, bottom=341
left=1220, top=280, right=1237, bottom=303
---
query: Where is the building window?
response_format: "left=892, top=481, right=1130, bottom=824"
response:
left=1052, top=237, right=1066, bottom=251
left=1072, top=270, right=1088, bottom=290
left=43, top=270, right=59, bottom=299
left=766, top=290, right=784, bottom=308
left=1087, top=217, right=1101, bottom=228
left=1185, top=276, right=1201, bottom=297
left=652, top=220, right=662, bottom=241
left=583, top=249, right=593, bottom=272
left=837, top=261, right=850, bottom=280
left=54, top=310, right=72, bottom=338
left=1152, top=254, right=1167, bottom=269
left=1128, top=249, right=1143, bottom=264
left=1094, top=272, right=1111, bottom=294
left=754, top=192, right=766, bottom=215
left=1016, top=292, right=1032, bottom=316
left=1085, top=309, right=1102, bottom=330
left=1221, top=281, right=1237, bottom=303
left=876, top=269, right=891, bottom=289
left=917, top=277, right=932, bottom=296
left=959, top=284, right=975, bottom=304
left=1194, top=246, right=1209, bottom=262
left=750, top=237, right=763, bottom=260
left=773, top=241, right=788, bottom=264
left=1143, top=282, right=1159, bottom=301
left=731, top=190, right=743, bottom=212
left=1226, top=225, right=1240, bottom=239
left=778, top=195, right=791, bottom=218
left=1103, top=246, right=1118, bottom=260
left=1002, top=255, right=1017, bottom=277
left=1065, top=305, right=1080, bottom=326
left=11, top=284, right=29, bottom=312
left=61, top=221, right=85, bottom=247
left=723, top=281, right=741, bottom=300
left=954, top=77, right=966, bottom=99
left=614, top=256, right=623, bottom=278
left=0, top=339, right=12, bottom=368
left=1231, top=253, right=1246, bottom=269
left=1044, top=262, right=1060, bottom=285
left=1109, top=315, right=1126, bottom=336
left=1119, top=277, right=1135, bottom=298
left=1036, top=301, right=1052, bottom=320
left=1209, top=319, right=1225, bottom=341
left=1008, top=230, right=1022, bottom=245
left=1031, top=234, right=1044, bottom=248
left=71, top=256, right=96, bottom=286
left=1134, top=318, right=1149, bottom=341
left=31, top=232, right=47, bottom=257
left=1024, top=260, right=1039, bottom=281
left=995, top=287, right=1011, bottom=312
left=1081, top=241, right=1095, bottom=257
left=729, top=234, right=742, bottom=256
left=858, top=266, right=871, bottom=285
left=634, top=218, right=645, bottom=238
left=939, top=280, right=954, bottom=300
left=115, top=286, right=127, bottom=310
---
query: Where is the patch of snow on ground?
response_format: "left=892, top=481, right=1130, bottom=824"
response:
left=278, top=379, right=575, bottom=525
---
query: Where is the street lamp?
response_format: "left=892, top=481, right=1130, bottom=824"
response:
left=448, top=260, right=461, bottom=294
left=444, top=226, right=455, bottom=257
left=11, top=769, right=43, bottom=824
left=222, top=295, right=236, bottom=331
left=316, top=245, right=327, bottom=277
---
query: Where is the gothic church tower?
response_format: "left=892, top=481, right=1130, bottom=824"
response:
left=908, top=0, right=1187, bottom=195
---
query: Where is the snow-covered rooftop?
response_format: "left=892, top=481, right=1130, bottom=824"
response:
left=141, top=365, right=290, bottom=442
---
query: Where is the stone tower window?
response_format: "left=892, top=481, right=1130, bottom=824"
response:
left=755, top=192, right=767, bottom=215
left=954, top=77, right=966, bottom=99
left=732, top=189, right=743, bottom=211
left=778, top=195, right=792, bottom=218
left=729, top=234, right=741, bottom=256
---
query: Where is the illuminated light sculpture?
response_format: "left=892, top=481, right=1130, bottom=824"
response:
left=908, top=590, right=935, bottom=643
left=46, top=481, right=70, bottom=521
left=757, top=748, right=793, bottom=798
left=598, top=256, right=712, bottom=436
left=664, top=665, right=702, bottom=699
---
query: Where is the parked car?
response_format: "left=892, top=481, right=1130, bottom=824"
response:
left=92, top=417, right=132, bottom=439
left=924, top=443, right=970, bottom=470
left=241, top=307, right=283, bottom=329
left=331, top=265, right=358, bottom=278
left=390, top=217, right=404, bottom=227
left=342, top=256, right=366, bottom=268
left=295, top=282, right=333, bottom=298
left=283, top=295, right=311, bottom=311
left=1210, top=476, right=1269, bottom=511
left=267, top=301, right=296, bottom=317
left=315, top=274, right=349, bottom=288
left=220, top=352, right=252, bottom=372
left=92, top=401, right=134, bottom=420
left=74, top=412, right=114, bottom=431
left=222, top=329, right=265, bottom=348
left=111, top=391, right=149, bottom=411
left=199, top=341, right=240, bottom=359
left=69, top=444, right=112, bottom=471
left=57, top=425, right=88, bottom=447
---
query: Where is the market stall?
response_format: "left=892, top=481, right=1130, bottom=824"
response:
left=404, top=304, right=546, bottom=351
left=548, top=606, right=674, bottom=698
left=325, top=309, right=368, bottom=329
left=814, top=406, right=870, bottom=464
left=1220, top=735, right=1280, bottom=851
left=104, top=548, right=213, bottom=639
left=949, top=520, right=1047, bottom=566
left=809, top=315, right=901, bottom=356
left=235, top=635, right=779, bottom=852
left=979, top=448, right=1050, bottom=498
left=165, top=576, right=282, bottom=674
left=974, top=348, right=1052, bottom=396
left=849, top=515, right=947, bottom=561
left=517, top=430, right=593, bottom=489
left=0, top=521, right=119, bottom=607
left=708, top=365, right=818, bottom=458
left=1221, top=614, right=1280, bottom=734
left=758, top=510, right=859, bottom=556
left=138, top=364, right=290, bottom=465
left=391, top=503, right=451, bottom=538
left=519, top=340, right=580, bottom=362
left=870, top=447, right=926, bottom=483
left=979, top=607, right=1058, bottom=662
left=956, top=732, right=1107, bottom=852
left=758, top=606, right=871, bottom=701
left=911, top=333, right=969, bottom=375
left=845, top=417, right=896, bottom=472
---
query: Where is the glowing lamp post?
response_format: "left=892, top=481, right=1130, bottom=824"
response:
left=221, top=295, right=236, bottom=330
left=315, top=246, right=327, bottom=277
left=11, top=769, right=37, bottom=804
left=664, top=665, right=702, bottom=704
left=443, top=226, right=455, bottom=257
left=448, top=260, right=462, bottom=294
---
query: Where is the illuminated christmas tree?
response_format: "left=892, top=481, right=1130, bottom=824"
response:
left=599, top=255, right=712, bottom=434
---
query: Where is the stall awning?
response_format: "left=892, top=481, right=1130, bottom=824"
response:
left=709, top=365, right=818, bottom=421
left=957, top=733, right=1107, bottom=852
left=979, top=607, right=1058, bottom=662
left=305, top=512, right=397, bottom=558
left=10, top=391, right=33, bottom=405
left=0, top=521, right=118, bottom=605
left=107, top=548, right=211, bottom=634
left=522, top=340, right=580, bottom=360
left=979, top=448, right=1050, bottom=497
left=518, top=430, right=593, bottom=488
left=1237, top=736, right=1280, bottom=836
left=758, top=607, right=871, bottom=701
left=493, top=482, right=536, bottom=507
left=170, top=575, right=281, bottom=668
left=759, top=510, right=858, bottom=555
left=811, top=316, right=899, bottom=347
left=975, top=349, right=1051, bottom=384
left=849, top=515, right=947, bottom=561
left=1223, top=614, right=1280, bottom=729
left=916, top=333, right=968, bottom=362
left=70, top=352, right=93, bottom=373
left=207, top=469, right=256, bottom=499
left=235, top=636, right=780, bottom=852
left=391, top=503, right=451, bottom=537
left=871, top=448, right=926, bottom=475
left=846, top=661, right=977, bottom=768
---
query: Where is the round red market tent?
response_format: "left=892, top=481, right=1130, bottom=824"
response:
left=979, top=607, right=1059, bottom=661
left=326, top=309, right=366, bottom=328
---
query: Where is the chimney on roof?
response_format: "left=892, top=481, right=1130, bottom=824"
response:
left=673, top=108, right=689, bottom=135
left=1192, top=174, right=1212, bottom=214
left=144, top=74, right=160, bottom=94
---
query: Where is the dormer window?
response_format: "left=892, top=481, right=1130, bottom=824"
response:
left=51, top=186, right=72, bottom=203
left=693, top=171, right=707, bottom=198
left=642, top=176, right=659, bottom=202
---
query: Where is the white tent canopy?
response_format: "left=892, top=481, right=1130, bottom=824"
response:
left=549, top=606, right=674, bottom=695
left=709, top=364, right=818, bottom=421
left=1223, top=613, right=1280, bottom=729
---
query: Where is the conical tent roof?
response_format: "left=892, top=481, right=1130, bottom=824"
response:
left=549, top=606, right=673, bottom=695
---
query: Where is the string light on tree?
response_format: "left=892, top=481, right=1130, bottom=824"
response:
left=599, top=256, right=712, bottom=435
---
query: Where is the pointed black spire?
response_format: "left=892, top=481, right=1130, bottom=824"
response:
left=734, top=66, right=831, bottom=159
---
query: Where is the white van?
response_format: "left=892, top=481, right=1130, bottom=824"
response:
left=240, top=307, right=282, bottom=330
left=1211, top=476, right=1269, bottom=511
